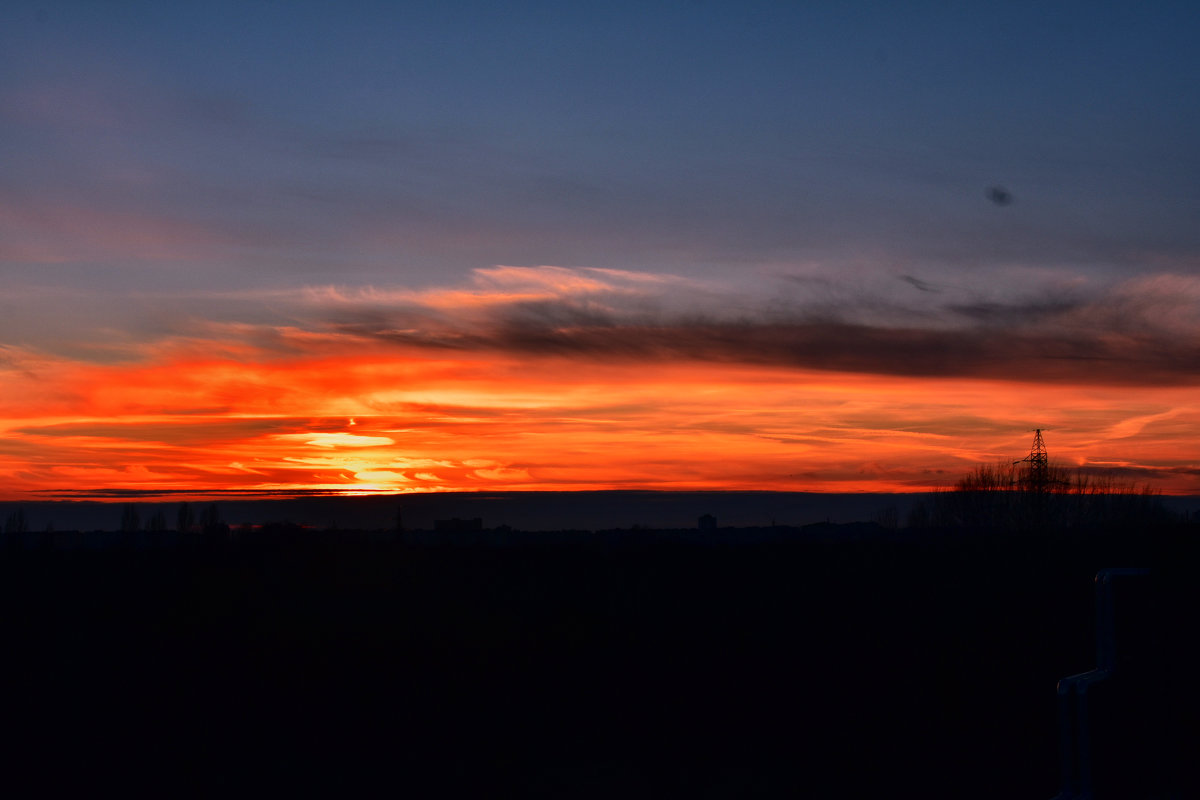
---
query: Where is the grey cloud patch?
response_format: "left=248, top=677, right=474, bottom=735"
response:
left=985, top=186, right=1014, bottom=206
left=500, top=299, right=628, bottom=329
left=900, top=275, right=940, bottom=293
left=303, top=270, right=1200, bottom=385
left=333, top=306, right=1200, bottom=385
left=946, top=297, right=1085, bottom=326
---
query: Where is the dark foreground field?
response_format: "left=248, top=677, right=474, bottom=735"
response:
left=2, top=523, right=1196, bottom=798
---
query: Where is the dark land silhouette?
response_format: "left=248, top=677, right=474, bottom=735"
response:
left=1, top=491, right=945, bottom=534
left=1, top=489, right=1197, bottom=798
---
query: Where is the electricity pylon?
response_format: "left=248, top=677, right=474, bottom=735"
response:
left=1014, top=428, right=1050, bottom=491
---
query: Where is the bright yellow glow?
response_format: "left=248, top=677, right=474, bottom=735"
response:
left=279, top=433, right=397, bottom=448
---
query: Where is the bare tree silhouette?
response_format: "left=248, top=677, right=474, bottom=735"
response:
left=120, top=504, right=141, bottom=533
left=177, top=502, right=194, bottom=534
left=4, top=508, right=28, bottom=535
left=200, top=503, right=227, bottom=537
left=930, top=460, right=1165, bottom=531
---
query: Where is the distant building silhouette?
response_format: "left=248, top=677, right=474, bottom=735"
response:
left=698, top=514, right=716, bottom=530
left=434, top=517, right=483, bottom=532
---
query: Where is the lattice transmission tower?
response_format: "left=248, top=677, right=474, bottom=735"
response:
left=1014, top=428, right=1050, bottom=490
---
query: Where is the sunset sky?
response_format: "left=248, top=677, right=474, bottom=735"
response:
left=3, top=2, right=1200, bottom=500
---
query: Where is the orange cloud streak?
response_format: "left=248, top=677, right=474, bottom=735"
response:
left=3, top=338, right=1199, bottom=500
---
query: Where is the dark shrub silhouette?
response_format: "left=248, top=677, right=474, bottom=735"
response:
left=930, top=460, right=1168, bottom=532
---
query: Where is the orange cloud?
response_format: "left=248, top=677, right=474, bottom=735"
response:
left=3, top=333, right=1199, bottom=500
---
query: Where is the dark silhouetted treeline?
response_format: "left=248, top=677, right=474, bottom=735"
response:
left=1, top=517, right=1196, bottom=798
left=906, top=461, right=1172, bottom=534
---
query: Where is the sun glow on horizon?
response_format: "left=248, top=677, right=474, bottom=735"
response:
left=3, top=334, right=1200, bottom=501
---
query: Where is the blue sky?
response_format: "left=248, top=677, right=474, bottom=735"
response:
left=4, top=1, right=1197, bottom=299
